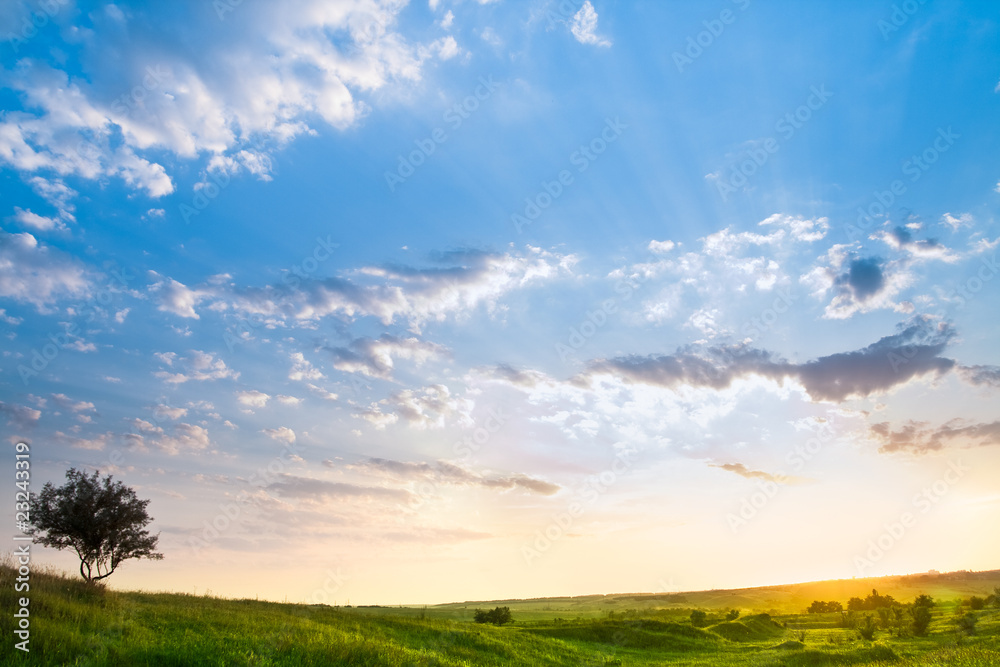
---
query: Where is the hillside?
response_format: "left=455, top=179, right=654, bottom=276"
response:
left=2, top=560, right=999, bottom=666
left=401, top=569, right=1000, bottom=621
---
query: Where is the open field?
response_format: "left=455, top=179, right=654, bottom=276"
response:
left=3, top=562, right=999, bottom=666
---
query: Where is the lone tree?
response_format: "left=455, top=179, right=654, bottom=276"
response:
left=907, top=593, right=936, bottom=636
left=473, top=606, right=513, bottom=626
left=30, top=468, right=163, bottom=583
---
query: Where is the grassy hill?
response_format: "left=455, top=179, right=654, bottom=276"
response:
left=2, top=560, right=999, bottom=666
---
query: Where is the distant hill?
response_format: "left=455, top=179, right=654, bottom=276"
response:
left=413, top=569, right=1000, bottom=619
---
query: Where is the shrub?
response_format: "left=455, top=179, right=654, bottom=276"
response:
left=956, top=612, right=977, bottom=636
left=689, top=610, right=707, bottom=627
left=473, top=606, right=513, bottom=626
left=857, top=614, right=877, bottom=641
left=911, top=605, right=932, bottom=636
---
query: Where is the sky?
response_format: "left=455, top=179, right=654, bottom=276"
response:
left=1, top=0, right=999, bottom=605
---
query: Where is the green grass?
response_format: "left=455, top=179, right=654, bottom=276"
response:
left=2, top=560, right=999, bottom=666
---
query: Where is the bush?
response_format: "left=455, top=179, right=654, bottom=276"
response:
left=911, top=605, right=932, bottom=636
left=968, top=596, right=985, bottom=611
left=689, top=610, right=708, bottom=627
left=808, top=600, right=843, bottom=613
left=956, top=612, right=977, bottom=636
left=726, top=609, right=740, bottom=621
left=857, top=614, right=877, bottom=641
left=473, top=606, right=513, bottom=626
left=848, top=589, right=898, bottom=611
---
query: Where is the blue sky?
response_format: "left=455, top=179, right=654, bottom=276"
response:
left=2, top=0, right=999, bottom=604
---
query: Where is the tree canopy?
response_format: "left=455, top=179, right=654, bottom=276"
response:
left=31, top=468, right=163, bottom=583
left=473, top=607, right=513, bottom=626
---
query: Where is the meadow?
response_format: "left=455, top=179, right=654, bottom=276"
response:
left=2, top=560, right=998, bottom=666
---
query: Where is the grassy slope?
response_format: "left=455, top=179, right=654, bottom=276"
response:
left=412, top=570, right=1000, bottom=620
left=2, top=562, right=999, bottom=666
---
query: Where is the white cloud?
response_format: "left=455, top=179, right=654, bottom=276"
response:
left=156, top=423, right=211, bottom=455
left=237, top=390, right=270, bottom=408
left=358, top=384, right=474, bottom=430
left=479, top=26, right=503, bottom=47
left=440, top=10, right=455, bottom=29
left=151, top=277, right=209, bottom=319
left=0, top=228, right=91, bottom=310
left=277, top=395, right=303, bottom=405
left=11, top=208, right=65, bottom=232
left=0, top=1, right=442, bottom=213
left=263, top=426, right=296, bottom=445
left=425, top=35, right=462, bottom=60
left=164, top=246, right=575, bottom=331
left=153, top=350, right=239, bottom=384
left=648, top=239, right=675, bottom=255
left=570, top=1, right=611, bottom=47
left=153, top=404, right=188, bottom=420
left=330, top=334, right=447, bottom=379
left=306, top=383, right=339, bottom=401
left=941, top=212, right=974, bottom=230
left=56, top=430, right=114, bottom=451
left=289, top=352, right=325, bottom=381
left=0, top=309, right=22, bottom=326
left=50, top=393, right=96, bottom=413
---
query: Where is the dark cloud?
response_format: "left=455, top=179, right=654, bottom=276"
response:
left=0, top=400, right=41, bottom=430
left=871, top=419, right=1000, bottom=454
left=841, top=256, right=885, bottom=301
left=584, top=317, right=956, bottom=403
left=888, top=226, right=912, bottom=245
left=795, top=318, right=955, bottom=402
left=493, top=363, right=543, bottom=388
left=958, top=365, right=1000, bottom=389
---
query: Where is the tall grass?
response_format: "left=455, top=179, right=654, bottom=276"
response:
left=1, top=557, right=998, bottom=666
